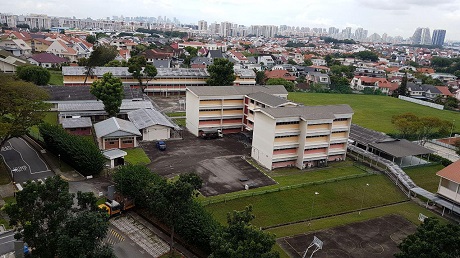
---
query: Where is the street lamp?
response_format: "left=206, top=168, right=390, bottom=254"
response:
left=359, top=184, right=370, bottom=215
left=58, top=154, right=61, bottom=168
left=309, top=192, right=319, bottom=225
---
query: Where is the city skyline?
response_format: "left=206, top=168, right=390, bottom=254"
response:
left=2, top=0, right=460, bottom=40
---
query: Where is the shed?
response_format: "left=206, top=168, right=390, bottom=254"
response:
left=94, top=117, right=141, bottom=150
left=127, top=108, right=179, bottom=141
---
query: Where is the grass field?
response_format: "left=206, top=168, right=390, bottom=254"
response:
left=172, top=118, right=186, bottom=127
left=205, top=174, right=407, bottom=228
left=288, top=93, right=460, bottom=134
left=404, top=164, right=444, bottom=193
left=49, top=70, right=63, bottom=85
left=165, top=112, right=186, bottom=117
left=125, top=148, right=151, bottom=165
left=29, top=112, right=59, bottom=141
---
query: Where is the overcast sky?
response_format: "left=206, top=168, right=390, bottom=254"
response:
left=3, top=0, right=460, bottom=40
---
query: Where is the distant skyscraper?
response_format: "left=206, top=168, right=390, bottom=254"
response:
left=412, top=28, right=422, bottom=44
left=432, top=29, right=446, bottom=46
left=412, top=27, right=431, bottom=45
left=198, top=20, right=207, bottom=31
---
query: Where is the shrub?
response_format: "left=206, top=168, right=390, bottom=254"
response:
left=429, top=154, right=453, bottom=167
left=39, top=123, right=105, bottom=176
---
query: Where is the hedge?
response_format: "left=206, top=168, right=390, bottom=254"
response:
left=39, top=123, right=105, bottom=176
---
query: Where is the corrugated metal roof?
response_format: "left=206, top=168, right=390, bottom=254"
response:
left=259, top=104, right=354, bottom=120
left=94, top=117, right=141, bottom=138
left=58, top=100, right=153, bottom=112
left=62, top=66, right=210, bottom=78
left=41, top=85, right=143, bottom=101
left=128, top=108, right=177, bottom=130
left=349, top=123, right=391, bottom=146
left=187, top=85, right=288, bottom=97
left=369, top=139, right=434, bottom=158
left=246, top=92, right=292, bottom=107
left=60, top=117, right=92, bottom=128
left=102, top=149, right=127, bottom=159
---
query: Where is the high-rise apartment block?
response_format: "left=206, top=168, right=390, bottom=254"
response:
left=432, top=29, right=446, bottom=46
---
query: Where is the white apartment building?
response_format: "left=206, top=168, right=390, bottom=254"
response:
left=251, top=105, right=353, bottom=170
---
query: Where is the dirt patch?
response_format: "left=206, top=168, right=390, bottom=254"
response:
left=278, top=215, right=416, bottom=258
left=150, top=96, right=185, bottom=113
left=142, top=131, right=275, bottom=196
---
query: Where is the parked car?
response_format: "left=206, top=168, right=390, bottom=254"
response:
left=199, top=129, right=223, bottom=140
left=156, top=141, right=166, bottom=151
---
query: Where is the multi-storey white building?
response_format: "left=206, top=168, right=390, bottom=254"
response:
left=251, top=105, right=353, bottom=170
left=186, top=86, right=288, bottom=136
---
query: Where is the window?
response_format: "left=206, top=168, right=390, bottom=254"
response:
left=306, top=135, right=328, bottom=138
left=275, top=135, right=297, bottom=139
left=334, top=118, right=348, bottom=122
left=122, top=140, right=133, bottom=144
left=276, top=121, right=299, bottom=125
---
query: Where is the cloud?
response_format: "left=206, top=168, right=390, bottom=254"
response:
left=355, top=0, right=459, bottom=10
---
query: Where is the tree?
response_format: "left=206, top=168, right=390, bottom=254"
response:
left=431, top=56, right=453, bottom=68
left=391, top=113, right=420, bottom=139
left=90, top=72, right=124, bottom=117
left=86, top=34, right=97, bottom=44
left=0, top=74, right=50, bottom=147
left=210, top=206, right=279, bottom=258
left=4, top=176, right=114, bottom=258
left=287, top=59, right=297, bottom=65
left=330, top=75, right=351, bottom=92
left=83, top=45, right=118, bottom=85
left=396, top=218, right=460, bottom=258
left=355, top=51, right=379, bottom=62
left=127, top=55, right=157, bottom=93
left=16, top=65, right=51, bottom=85
left=266, top=78, right=295, bottom=92
left=303, top=59, right=313, bottom=66
left=254, top=69, right=266, bottom=85
left=206, top=58, right=236, bottom=86
left=454, top=140, right=460, bottom=156
left=394, top=73, right=409, bottom=97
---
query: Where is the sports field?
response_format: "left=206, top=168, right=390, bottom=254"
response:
left=278, top=215, right=416, bottom=258
left=288, top=93, right=460, bottom=134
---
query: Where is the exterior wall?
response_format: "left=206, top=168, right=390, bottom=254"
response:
left=251, top=111, right=276, bottom=170
left=65, top=127, right=91, bottom=136
left=437, top=178, right=460, bottom=203
left=101, top=136, right=137, bottom=150
left=186, top=90, right=201, bottom=136
left=0, top=61, right=18, bottom=73
left=143, top=125, right=170, bottom=141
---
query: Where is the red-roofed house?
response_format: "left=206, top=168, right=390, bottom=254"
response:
left=116, top=49, right=131, bottom=61
left=437, top=160, right=460, bottom=204
left=265, top=69, right=296, bottom=82
left=28, top=52, right=68, bottom=68
left=435, top=86, right=453, bottom=98
left=417, top=67, right=435, bottom=74
left=350, top=76, right=392, bottom=93
left=227, top=50, right=249, bottom=63
left=46, top=40, right=78, bottom=62
left=31, top=38, right=52, bottom=52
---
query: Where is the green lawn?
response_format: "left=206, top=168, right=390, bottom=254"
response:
left=288, top=92, right=460, bottom=134
left=48, top=70, right=63, bottom=85
left=205, top=174, right=407, bottom=228
left=165, top=112, right=186, bottom=117
left=404, top=164, right=444, bottom=193
left=172, top=118, right=186, bottom=127
left=29, top=111, right=58, bottom=141
left=124, top=148, right=151, bottom=165
left=0, top=160, right=12, bottom=185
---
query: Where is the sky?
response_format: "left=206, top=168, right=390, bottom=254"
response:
left=3, top=0, right=460, bottom=40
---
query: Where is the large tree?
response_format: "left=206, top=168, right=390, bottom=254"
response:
left=127, top=55, right=157, bottom=93
left=85, top=34, right=96, bottom=44
left=209, top=206, right=279, bottom=258
left=396, top=218, right=460, bottom=258
left=84, top=45, right=118, bottom=85
left=394, top=73, right=409, bottom=97
left=4, top=176, right=114, bottom=258
left=16, top=65, right=51, bottom=85
left=90, top=72, right=124, bottom=117
left=266, top=78, right=295, bottom=92
left=254, top=68, right=266, bottom=85
left=0, top=74, right=50, bottom=147
left=206, top=58, right=236, bottom=86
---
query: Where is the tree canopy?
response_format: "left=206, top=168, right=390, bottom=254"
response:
left=90, top=72, right=124, bottom=117
left=16, top=65, right=51, bottom=86
left=4, top=176, right=114, bottom=258
left=396, top=218, right=460, bottom=258
left=266, top=78, right=295, bottom=92
left=84, top=45, right=118, bottom=84
left=206, top=58, right=236, bottom=86
left=355, top=51, right=379, bottom=62
left=391, top=113, right=453, bottom=142
left=85, top=34, right=96, bottom=44
left=0, top=74, right=50, bottom=146
left=127, top=55, right=157, bottom=93
left=209, top=206, right=279, bottom=258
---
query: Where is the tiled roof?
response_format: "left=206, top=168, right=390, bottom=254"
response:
left=29, top=53, right=68, bottom=64
left=435, top=86, right=453, bottom=96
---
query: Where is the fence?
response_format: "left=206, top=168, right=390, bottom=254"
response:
left=429, top=139, right=458, bottom=150
left=200, top=173, right=372, bottom=206
left=398, top=95, right=444, bottom=110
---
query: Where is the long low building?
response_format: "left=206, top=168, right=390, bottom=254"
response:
left=62, top=66, right=256, bottom=94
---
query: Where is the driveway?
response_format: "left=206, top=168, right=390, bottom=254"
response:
left=0, top=137, right=54, bottom=188
left=143, top=132, right=275, bottom=196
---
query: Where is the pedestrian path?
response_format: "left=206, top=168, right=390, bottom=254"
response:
left=111, top=215, right=169, bottom=257
left=104, top=229, right=125, bottom=245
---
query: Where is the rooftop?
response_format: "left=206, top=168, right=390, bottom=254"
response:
left=41, top=85, right=143, bottom=101
left=259, top=104, right=354, bottom=120
left=127, top=108, right=179, bottom=130
left=60, top=117, right=92, bottom=128
left=94, top=117, right=141, bottom=138
left=187, top=85, right=288, bottom=97
left=369, top=139, right=434, bottom=158
left=246, top=92, right=294, bottom=107
left=437, top=160, right=460, bottom=184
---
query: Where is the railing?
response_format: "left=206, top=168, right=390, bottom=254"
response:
left=398, top=95, right=444, bottom=110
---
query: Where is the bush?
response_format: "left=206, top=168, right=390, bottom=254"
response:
left=429, top=154, right=452, bottom=167
left=39, top=123, right=105, bottom=176
left=16, top=66, right=51, bottom=85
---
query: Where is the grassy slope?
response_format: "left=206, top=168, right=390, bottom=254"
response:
left=288, top=93, right=460, bottom=134
left=404, top=164, right=445, bottom=193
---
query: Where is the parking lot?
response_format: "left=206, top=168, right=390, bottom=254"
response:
left=142, top=131, right=275, bottom=196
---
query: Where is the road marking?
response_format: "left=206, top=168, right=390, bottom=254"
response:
left=18, top=138, right=50, bottom=172
left=31, top=170, right=52, bottom=174
left=8, top=141, right=32, bottom=175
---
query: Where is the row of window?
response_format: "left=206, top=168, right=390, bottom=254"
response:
left=275, top=135, right=299, bottom=139
left=306, top=135, right=328, bottom=138
left=276, top=121, right=300, bottom=125
left=334, top=118, right=348, bottom=122
left=305, top=147, right=327, bottom=151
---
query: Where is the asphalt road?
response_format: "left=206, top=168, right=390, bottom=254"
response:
left=0, top=231, right=15, bottom=255
left=0, top=137, right=54, bottom=186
